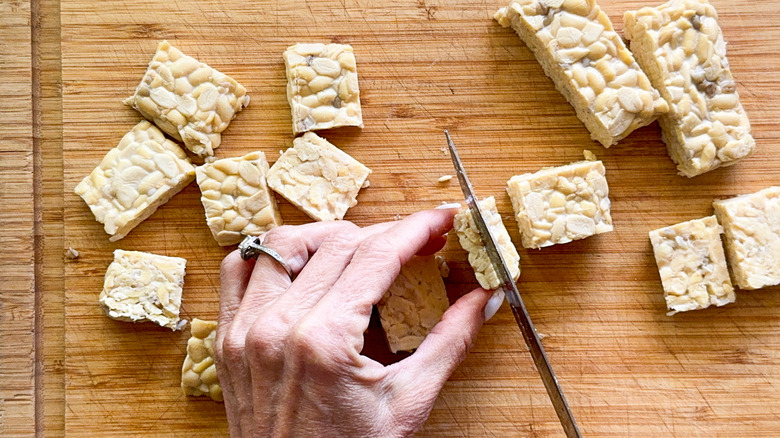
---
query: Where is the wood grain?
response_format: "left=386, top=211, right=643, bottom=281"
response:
left=45, top=0, right=780, bottom=435
left=0, top=0, right=36, bottom=436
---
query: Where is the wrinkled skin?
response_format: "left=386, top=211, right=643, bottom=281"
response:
left=214, top=208, right=492, bottom=437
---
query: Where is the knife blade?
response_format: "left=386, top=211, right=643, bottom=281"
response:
left=444, top=130, right=582, bottom=438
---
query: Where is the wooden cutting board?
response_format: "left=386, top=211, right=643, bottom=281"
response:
left=29, top=0, right=780, bottom=435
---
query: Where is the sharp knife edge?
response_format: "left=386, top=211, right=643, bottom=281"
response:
left=444, top=130, right=582, bottom=438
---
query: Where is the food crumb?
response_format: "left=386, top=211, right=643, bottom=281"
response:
left=583, top=150, right=597, bottom=161
left=438, top=174, right=453, bottom=183
left=537, top=332, right=548, bottom=340
left=65, top=247, right=80, bottom=259
left=393, top=214, right=402, bottom=221
left=362, top=179, right=371, bottom=188
left=435, top=255, right=450, bottom=278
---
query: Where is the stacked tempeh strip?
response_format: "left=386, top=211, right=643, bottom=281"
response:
left=624, top=0, right=755, bottom=177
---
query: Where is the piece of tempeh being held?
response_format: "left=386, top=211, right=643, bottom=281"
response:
left=99, top=249, right=187, bottom=330
left=454, top=196, right=521, bottom=290
left=507, top=159, right=613, bottom=249
left=182, top=319, right=223, bottom=402
left=266, top=132, right=371, bottom=221
left=124, top=40, right=250, bottom=157
left=713, top=187, right=780, bottom=290
left=624, top=0, right=755, bottom=177
left=377, top=256, right=450, bottom=353
left=649, top=216, right=735, bottom=315
left=284, top=43, right=363, bottom=135
left=74, top=121, right=196, bottom=241
left=494, top=0, right=668, bottom=147
left=196, top=152, right=282, bottom=246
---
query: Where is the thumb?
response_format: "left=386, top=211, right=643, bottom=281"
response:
left=390, top=287, right=493, bottom=395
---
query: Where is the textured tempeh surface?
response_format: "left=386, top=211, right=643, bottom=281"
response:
left=6, top=0, right=779, bottom=436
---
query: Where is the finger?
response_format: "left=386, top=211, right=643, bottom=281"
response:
left=218, top=250, right=255, bottom=328
left=310, top=208, right=457, bottom=343
left=238, top=221, right=359, bottom=316
left=215, top=250, right=255, bottom=438
left=391, top=287, right=492, bottom=392
left=266, top=217, right=418, bottom=324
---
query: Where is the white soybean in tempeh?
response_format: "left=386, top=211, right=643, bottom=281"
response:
left=624, top=0, right=755, bottom=177
left=74, top=121, right=195, bottom=241
left=454, top=196, right=521, bottom=290
left=495, top=0, right=668, bottom=147
left=181, top=319, right=223, bottom=402
left=99, top=249, right=186, bottom=330
left=507, top=159, right=613, bottom=249
left=124, top=40, right=250, bottom=157
left=378, top=256, right=450, bottom=353
left=713, top=187, right=780, bottom=290
left=649, top=216, right=735, bottom=315
left=266, top=132, right=371, bottom=221
left=284, top=43, right=363, bottom=135
left=196, top=152, right=282, bottom=246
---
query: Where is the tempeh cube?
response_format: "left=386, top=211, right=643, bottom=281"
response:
left=507, top=160, right=613, bottom=249
left=181, top=319, right=222, bottom=402
left=378, top=256, right=450, bottom=353
left=266, top=132, right=371, bottom=221
left=649, top=216, right=735, bottom=314
left=124, top=40, right=250, bottom=157
left=713, top=187, right=780, bottom=290
left=74, top=121, right=196, bottom=241
left=196, top=152, right=282, bottom=246
left=99, top=249, right=186, bottom=330
left=624, top=0, right=755, bottom=177
left=284, top=43, right=363, bottom=135
left=494, top=0, right=668, bottom=147
left=454, top=196, right=521, bottom=290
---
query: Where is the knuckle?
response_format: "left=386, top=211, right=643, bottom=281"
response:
left=221, top=326, right=248, bottom=364
left=244, top=315, right=288, bottom=362
left=262, top=225, right=300, bottom=248
left=355, top=234, right=402, bottom=270
left=289, top=318, right=334, bottom=361
left=319, top=228, right=360, bottom=254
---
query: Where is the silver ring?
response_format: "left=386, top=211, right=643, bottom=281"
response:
left=238, top=236, right=293, bottom=278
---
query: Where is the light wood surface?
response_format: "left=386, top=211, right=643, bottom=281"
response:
left=0, top=0, right=36, bottom=436
left=6, top=0, right=780, bottom=435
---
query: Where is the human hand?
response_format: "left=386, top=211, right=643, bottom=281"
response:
left=214, top=208, right=494, bottom=437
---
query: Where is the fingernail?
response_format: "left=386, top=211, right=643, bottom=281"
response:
left=436, top=202, right=463, bottom=210
left=483, top=287, right=505, bottom=321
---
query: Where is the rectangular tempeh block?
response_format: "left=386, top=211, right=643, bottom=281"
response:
left=196, top=152, right=282, bottom=246
left=74, top=121, right=196, bottom=241
left=378, top=256, right=450, bottom=353
left=495, top=0, right=668, bottom=147
left=649, top=216, right=735, bottom=314
left=624, top=0, right=755, bottom=177
left=99, top=249, right=186, bottom=330
left=266, top=132, right=371, bottom=221
left=507, top=160, right=613, bottom=249
left=284, top=43, right=363, bottom=135
left=454, top=196, right=521, bottom=290
left=713, top=187, right=780, bottom=290
left=182, top=319, right=223, bottom=402
left=124, top=40, right=250, bottom=157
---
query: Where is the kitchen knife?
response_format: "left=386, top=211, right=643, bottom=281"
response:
left=444, top=130, right=582, bottom=438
